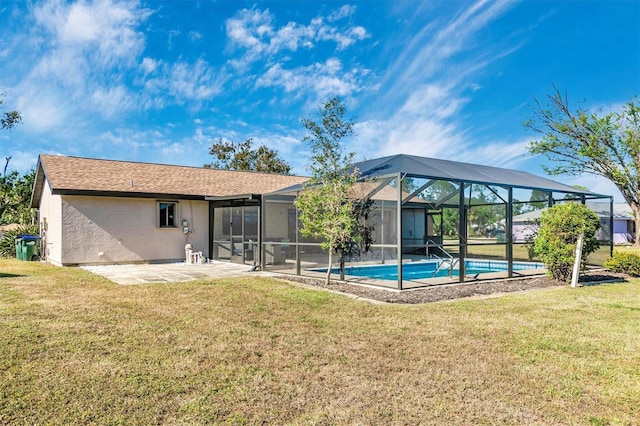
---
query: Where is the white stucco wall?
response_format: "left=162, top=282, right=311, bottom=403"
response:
left=59, top=196, right=209, bottom=265
left=612, top=219, right=634, bottom=244
left=264, top=201, right=291, bottom=240
left=38, top=180, right=63, bottom=265
left=402, top=208, right=426, bottom=247
left=513, top=222, right=536, bottom=243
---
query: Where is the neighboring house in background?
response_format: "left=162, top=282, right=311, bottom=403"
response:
left=512, top=202, right=635, bottom=244
left=590, top=202, right=636, bottom=244
left=511, top=209, right=541, bottom=244
left=30, top=155, right=306, bottom=266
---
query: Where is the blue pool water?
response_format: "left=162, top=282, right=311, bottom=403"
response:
left=315, top=259, right=545, bottom=281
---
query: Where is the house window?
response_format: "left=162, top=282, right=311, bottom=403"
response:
left=158, top=202, right=178, bottom=228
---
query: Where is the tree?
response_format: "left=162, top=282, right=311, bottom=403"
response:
left=528, top=189, right=549, bottom=211
left=0, top=96, right=31, bottom=225
left=468, top=186, right=502, bottom=237
left=525, top=87, right=640, bottom=245
left=1, top=94, right=22, bottom=132
left=534, top=202, right=600, bottom=282
left=205, top=138, right=291, bottom=174
left=295, top=96, right=363, bottom=284
left=0, top=168, right=36, bottom=225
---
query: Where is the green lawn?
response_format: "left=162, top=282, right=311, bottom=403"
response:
left=1, top=259, right=639, bottom=425
left=614, top=245, right=640, bottom=255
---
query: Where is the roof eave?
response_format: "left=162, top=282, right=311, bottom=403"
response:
left=29, top=156, right=46, bottom=208
left=205, top=193, right=262, bottom=201
left=51, top=189, right=207, bottom=200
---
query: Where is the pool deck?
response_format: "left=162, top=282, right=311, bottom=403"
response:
left=81, top=259, right=548, bottom=291
left=82, top=261, right=253, bottom=285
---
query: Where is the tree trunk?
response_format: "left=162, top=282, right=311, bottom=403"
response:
left=325, top=249, right=333, bottom=285
left=632, top=202, right=640, bottom=247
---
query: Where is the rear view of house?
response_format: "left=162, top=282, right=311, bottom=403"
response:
left=31, top=153, right=613, bottom=290
left=30, top=155, right=305, bottom=266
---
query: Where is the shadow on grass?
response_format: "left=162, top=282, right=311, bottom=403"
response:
left=0, top=273, right=24, bottom=278
left=581, top=275, right=630, bottom=287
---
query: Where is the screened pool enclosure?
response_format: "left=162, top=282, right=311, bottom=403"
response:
left=209, top=154, right=613, bottom=290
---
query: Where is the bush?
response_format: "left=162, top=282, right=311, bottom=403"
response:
left=603, top=251, right=640, bottom=276
left=534, top=202, right=600, bottom=282
left=0, top=224, right=40, bottom=258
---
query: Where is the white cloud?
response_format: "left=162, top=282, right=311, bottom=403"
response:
left=382, top=0, right=514, bottom=104
left=142, top=59, right=228, bottom=107
left=169, top=59, right=224, bottom=103
left=35, top=0, right=149, bottom=70
left=91, top=85, right=134, bottom=117
left=5, top=0, right=224, bottom=135
left=256, top=59, right=368, bottom=101
left=188, top=31, right=202, bottom=42
left=226, top=9, right=271, bottom=51
left=328, top=5, right=357, bottom=22
left=225, top=6, right=369, bottom=68
left=355, top=0, right=521, bottom=168
left=10, top=0, right=152, bottom=134
left=141, top=57, right=158, bottom=74
left=61, top=2, right=102, bottom=42
left=17, top=90, right=70, bottom=133
left=457, top=138, right=530, bottom=168
left=564, top=175, right=624, bottom=201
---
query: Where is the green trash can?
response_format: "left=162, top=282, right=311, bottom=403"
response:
left=15, top=235, right=41, bottom=261
left=14, top=238, right=21, bottom=260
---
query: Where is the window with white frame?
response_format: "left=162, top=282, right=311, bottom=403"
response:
left=158, top=201, right=178, bottom=228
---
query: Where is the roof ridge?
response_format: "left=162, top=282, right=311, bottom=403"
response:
left=39, top=154, right=308, bottom=178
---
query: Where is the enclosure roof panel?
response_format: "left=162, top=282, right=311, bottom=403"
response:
left=354, top=154, right=608, bottom=196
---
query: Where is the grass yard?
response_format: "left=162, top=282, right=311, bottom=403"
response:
left=614, top=245, right=640, bottom=255
left=1, top=259, right=639, bottom=425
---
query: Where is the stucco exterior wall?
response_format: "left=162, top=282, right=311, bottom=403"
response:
left=612, top=219, right=634, bottom=244
left=38, top=180, right=63, bottom=265
left=512, top=222, right=535, bottom=243
left=59, top=196, right=209, bottom=265
left=264, top=201, right=291, bottom=240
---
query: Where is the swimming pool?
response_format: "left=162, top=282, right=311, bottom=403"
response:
left=314, top=259, right=545, bottom=281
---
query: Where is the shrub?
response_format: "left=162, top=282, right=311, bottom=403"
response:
left=534, top=202, right=600, bottom=282
left=523, top=218, right=540, bottom=261
left=0, top=224, right=40, bottom=258
left=603, top=251, right=640, bottom=276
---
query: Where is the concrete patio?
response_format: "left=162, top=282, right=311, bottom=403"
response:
left=82, top=261, right=254, bottom=285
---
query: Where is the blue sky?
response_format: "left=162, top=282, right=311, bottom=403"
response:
left=1, top=0, right=638, bottom=199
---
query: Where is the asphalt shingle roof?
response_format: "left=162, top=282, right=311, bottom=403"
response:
left=31, top=155, right=308, bottom=206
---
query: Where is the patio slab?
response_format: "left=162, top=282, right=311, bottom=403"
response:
left=82, top=261, right=253, bottom=285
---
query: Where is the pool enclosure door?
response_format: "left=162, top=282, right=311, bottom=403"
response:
left=211, top=201, right=259, bottom=265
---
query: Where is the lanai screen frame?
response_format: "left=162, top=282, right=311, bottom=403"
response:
left=262, top=154, right=613, bottom=290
